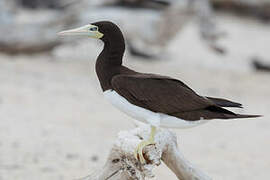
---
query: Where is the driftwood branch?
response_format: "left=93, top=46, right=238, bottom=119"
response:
left=81, top=123, right=211, bottom=180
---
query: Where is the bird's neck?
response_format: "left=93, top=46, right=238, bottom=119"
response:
left=95, top=36, right=125, bottom=91
left=101, top=40, right=125, bottom=65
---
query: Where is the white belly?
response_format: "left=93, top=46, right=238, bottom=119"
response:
left=103, top=90, right=209, bottom=128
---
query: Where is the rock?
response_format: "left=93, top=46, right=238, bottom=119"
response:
left=212, top=0, right=270, bottom=21
left=252, top=57, right=270, bottom=72
left=0, top=8, right=77, bottom=54
left=18, top=0, right=63, bottom=9
left=106, top=0, right=171, bottom=10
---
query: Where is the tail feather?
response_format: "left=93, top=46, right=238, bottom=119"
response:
left=234, top=114, right=262, bottom=119
left=206, top=106, right=262, bottom=119
left=173, top=106, right=262, bottom=120
left=207, top=97, right=243, bottom=108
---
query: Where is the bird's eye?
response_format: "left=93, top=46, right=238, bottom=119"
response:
left=89, top=27, right=98, bottom=31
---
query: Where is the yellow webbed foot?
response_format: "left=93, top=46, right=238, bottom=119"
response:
left=134, top=126, right=156, bottom=164
left=134, top=139, right=155, bottom=164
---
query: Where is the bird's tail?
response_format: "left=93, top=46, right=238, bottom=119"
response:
left=207, top=97, right=243, bottom=108
left=206, top=106, right=262, bottom=119
left=234, top=114, right=262, bottom=119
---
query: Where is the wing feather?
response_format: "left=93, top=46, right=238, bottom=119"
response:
left=111, top=73, right=260, bottom=121
left=111, top=74, right=214, bottom=116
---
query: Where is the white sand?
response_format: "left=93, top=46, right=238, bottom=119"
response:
left=0, top=15, right=269, bottom=180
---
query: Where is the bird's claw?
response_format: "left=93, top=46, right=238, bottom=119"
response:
left=134, top=140, right=155, bottom=164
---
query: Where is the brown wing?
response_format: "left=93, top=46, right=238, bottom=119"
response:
left=111, top=74, right=216, bottom=117
left=111, top=73, right=260, bottom=121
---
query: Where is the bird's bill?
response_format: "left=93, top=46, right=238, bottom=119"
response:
left=58, top=24, right=103, bottom=39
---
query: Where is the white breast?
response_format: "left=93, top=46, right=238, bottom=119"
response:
left=103, top=90, right=209, bottom=128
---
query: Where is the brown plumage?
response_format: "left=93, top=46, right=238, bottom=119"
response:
left=92, top=21, right=260, bottom=121
left=111, top=74, right=259, bottom=120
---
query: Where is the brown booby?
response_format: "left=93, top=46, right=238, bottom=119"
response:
left=59, top=21, right=261, bottom=164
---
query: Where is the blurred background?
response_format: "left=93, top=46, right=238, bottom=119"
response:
left=0, top=0, right=269, bottom=179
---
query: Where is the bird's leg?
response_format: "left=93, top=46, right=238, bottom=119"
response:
left=134, top=126, right=157, bottom=164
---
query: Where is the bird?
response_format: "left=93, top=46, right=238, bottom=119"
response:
left=58, top=21, right=261, bottom=164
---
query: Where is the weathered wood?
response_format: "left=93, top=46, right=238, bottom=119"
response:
left=81, top=123, right=211, bottom=180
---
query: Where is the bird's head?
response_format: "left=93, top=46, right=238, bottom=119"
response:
left=58, top=21, right=123, bottom=43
